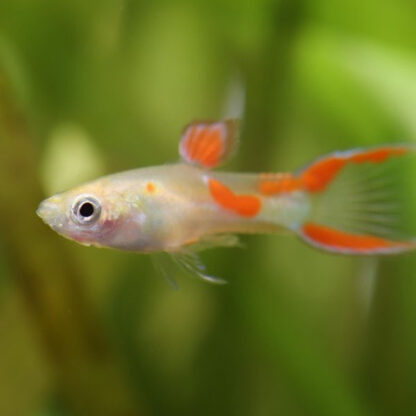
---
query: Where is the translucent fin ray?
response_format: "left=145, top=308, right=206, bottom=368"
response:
left=172, top=251, right=227, bottom=285
left=298, top=145, right=416, bottom=255
left=151, top=253, right=179, bottom=289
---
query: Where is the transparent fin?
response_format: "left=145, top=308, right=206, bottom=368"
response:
left=152, top=250, right=227, bottom=286
left=151, top=253, right=179, bottom=290
left=298, top=145, right=416, bottom=255
left=172, top=250, right=227, bottom=285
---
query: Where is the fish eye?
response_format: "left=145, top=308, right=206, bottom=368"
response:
left=71, top=196, right=101, bottom=225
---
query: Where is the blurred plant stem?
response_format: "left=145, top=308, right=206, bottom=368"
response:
left=241, top=0, right=304, bottom=170
left=0, top=69, right=143, bottom=416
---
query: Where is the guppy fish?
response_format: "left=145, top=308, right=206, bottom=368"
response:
left=37, top=119, right=416, bottom=283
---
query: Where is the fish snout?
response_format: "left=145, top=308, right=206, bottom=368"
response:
left=36, top=196, right=66, bottom=229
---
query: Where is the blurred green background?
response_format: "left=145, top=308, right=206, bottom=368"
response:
left=1, top=0, right=416, bottom=415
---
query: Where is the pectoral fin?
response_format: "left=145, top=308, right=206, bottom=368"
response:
left=172, top=250, right=227, bottom=285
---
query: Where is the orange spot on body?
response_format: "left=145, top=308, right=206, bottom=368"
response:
left=208, top=179, right=261, bottom=217
left=300, top=146, right=409, bottom=193
left=302, top=223, right=413, bottom=252
left=146, top=182, right=155, bottom=193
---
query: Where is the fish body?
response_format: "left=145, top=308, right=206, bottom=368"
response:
left=38, top=163, right=308, bottom=252
left=37, top=119, right=416, bottom=282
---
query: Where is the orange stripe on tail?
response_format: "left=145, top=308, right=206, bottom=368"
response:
left=299, top=146, right=410, bottom=193
left=258, top=173, right=301, bottom=195
left=258, top=147, right=411, bottom=196
left=301, top=223, right=415, bottom=254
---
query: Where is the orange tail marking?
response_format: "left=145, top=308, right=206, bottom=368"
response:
left=258, top=173, right=301, bottom=195
left=302, top=223, right=414, bottom=253
left=208, top=179, right=261, bottom=217
left=300, top=146, right=409, bottom=193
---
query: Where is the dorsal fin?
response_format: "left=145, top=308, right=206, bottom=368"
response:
left=179, top=119, right=239, bottom=169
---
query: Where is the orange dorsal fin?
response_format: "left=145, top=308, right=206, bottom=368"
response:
left=179, top=119, right=239, bottom=169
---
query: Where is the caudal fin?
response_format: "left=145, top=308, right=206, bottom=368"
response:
left=297, top=145, right=416, bottom=255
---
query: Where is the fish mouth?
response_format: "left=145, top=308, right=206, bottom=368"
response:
left=36, top=201, right=47, bottom=220
left=36, top=196, right=65, bottom=229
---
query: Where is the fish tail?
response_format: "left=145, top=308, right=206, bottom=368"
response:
left=296, top=145, right=416, bottom=255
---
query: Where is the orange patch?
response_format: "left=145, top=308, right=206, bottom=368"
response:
left=299, top=158, right=346, bottom=192
left=146, top=182, right=155, bottom=193
left=300, top=147, right=409, bottom=193
left=179, top=120, right=239, bottom=169
left=258, top=173, right=301, bottom=195
left=188, top=125, right=222, bottom=168
left=349, top=147, right=407, bottom=163
left=181, top=124, right=223, bottom=168
left=302, top=223, right=413, bottom=252
left=208, top=179, right=261, bottom=217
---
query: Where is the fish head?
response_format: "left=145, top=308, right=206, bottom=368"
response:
left=36, top=178, right=144, bottom=249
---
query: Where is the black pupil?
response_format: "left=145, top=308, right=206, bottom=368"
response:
left=79, top=202, right=94, bottom=218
